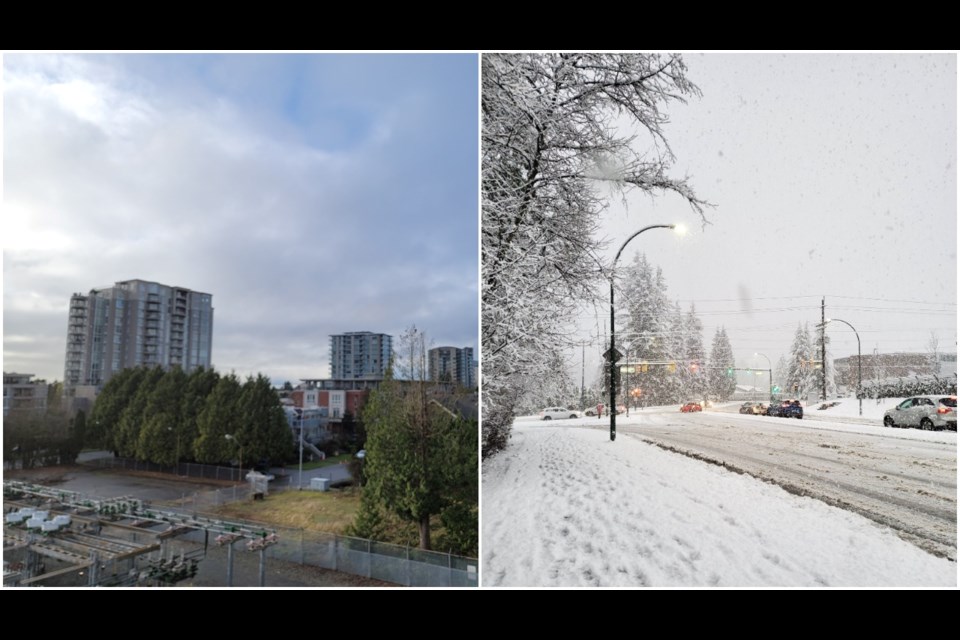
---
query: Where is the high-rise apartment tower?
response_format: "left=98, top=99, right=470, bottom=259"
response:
left=329, top=332, right=392, bottom=379
left=64, top=279, right=213, bottom=392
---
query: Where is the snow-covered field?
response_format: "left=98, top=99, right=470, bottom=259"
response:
left=482, top=417, right=957, bottom=587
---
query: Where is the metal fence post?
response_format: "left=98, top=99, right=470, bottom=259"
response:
left=367, top=539, right=372, bottom=579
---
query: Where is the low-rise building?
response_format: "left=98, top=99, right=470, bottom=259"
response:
left=3, top=372, right=48, bottom=417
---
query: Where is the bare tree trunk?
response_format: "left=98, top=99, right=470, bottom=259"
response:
left=419, top=515, right=431, bottom=550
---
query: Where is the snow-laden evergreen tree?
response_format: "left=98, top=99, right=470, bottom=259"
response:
left=662, top=302, right=687, bottom=403
left=683, top=303, right=706, bottom=400
left=774, top=355, right=789, bottom=396
left=785, top=323, right=816, bottom=399
left=620, top=254, right=673, bottom=405
left=481, top=54, right=707, bottom=457
left=708, top=327, right=736, bottom=401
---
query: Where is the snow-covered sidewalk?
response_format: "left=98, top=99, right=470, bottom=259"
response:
left=482, top=422, right=956, bottom=587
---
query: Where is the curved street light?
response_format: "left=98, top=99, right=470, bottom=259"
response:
left=823, top=318, right=862, bottom=416
left=609, top=223, right=685, bottom=441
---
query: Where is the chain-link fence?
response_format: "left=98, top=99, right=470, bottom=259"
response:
left=85, top=456, right=246, bottom=483
left=75, top=458, right=478, bottom=586
left=160, top=488, right=477, bottom=587
left=265, top=529, right=477, bottom=587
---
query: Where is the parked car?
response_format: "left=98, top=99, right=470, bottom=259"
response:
left=739, top=402, right=764, bottom=415
left=541, top=407, right=581, bottom=420
left=680, top=402, right=702, bottom=413
left=883, top=395, right=957, bottom=431
left=767, top=400, right=802, bottom=418
left=779, top=400, right=803, bottom=419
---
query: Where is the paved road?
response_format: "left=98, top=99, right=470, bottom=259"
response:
left=272, top=462, right=354, bottom=489
left=614, top=411, right=957, bottom=560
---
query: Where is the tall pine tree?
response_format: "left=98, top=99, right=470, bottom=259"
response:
left=786, top=323, right=816, bottom=399
left=620, top=254, right=673, bottom=405
left=708, top=327, right=736, bottom=401
left=683, top=303, right=706, bottom=400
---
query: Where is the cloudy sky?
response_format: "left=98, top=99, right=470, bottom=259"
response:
left=3, top=53, right=478, bottom=384
left=575, top=53, right=957, bottom=386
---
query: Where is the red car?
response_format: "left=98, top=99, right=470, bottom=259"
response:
left=680, top=402, right=702, bottom=413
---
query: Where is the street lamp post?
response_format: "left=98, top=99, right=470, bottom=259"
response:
left=823, top=318, right=862, bottom=416
left=609, top=223, right=685, bottom=442
left=754, top=352, right=772, bottom=401
left=298, top=410, right=305, bottom=490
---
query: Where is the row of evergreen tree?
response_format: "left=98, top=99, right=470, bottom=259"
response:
left=613, top=255, right=737, bottom=405
left=87, top=366, right=294, bottom=468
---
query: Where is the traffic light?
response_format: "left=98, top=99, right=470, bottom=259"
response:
left=690, top=363, right=699, bottom=373
left=772, top=385, right=781, bottom=393
left=726, top=367, right=735, bottom=377
left=667, top=362, right=676, bottom=373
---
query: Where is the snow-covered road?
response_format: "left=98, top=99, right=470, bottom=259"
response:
left=482, top=413, right=957, bottom=587
left=623, top=411, right=957, bottom=561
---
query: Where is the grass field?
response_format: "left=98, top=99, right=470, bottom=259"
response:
left=209, top=488, right=466, bottom=553
left=212, top=488, right=361, bottom=533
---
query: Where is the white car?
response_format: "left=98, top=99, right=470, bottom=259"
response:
left=540, top=407, right=580, bottom=420
left=883, top=395, right=956, bottom=430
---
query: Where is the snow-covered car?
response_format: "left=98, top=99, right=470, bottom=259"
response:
left=883, top=396, right=957, bottom=430
left=541, top=407, right=580, bottom=420
left=680, top=402, right=702, bottom=413
left=739, top=402, right=760, bottom=414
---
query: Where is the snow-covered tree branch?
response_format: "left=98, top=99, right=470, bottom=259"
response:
left=482, top=53, right=708, bottom=457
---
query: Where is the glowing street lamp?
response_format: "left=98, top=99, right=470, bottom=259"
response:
left=608, top=223, right=686, bottom=441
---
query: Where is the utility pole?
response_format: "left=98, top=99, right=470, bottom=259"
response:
left=581, top=340, right=586, bottom=411
left=821, top=296, right=827, bottom=401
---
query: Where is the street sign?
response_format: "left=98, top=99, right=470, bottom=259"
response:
left=603, top=348, right=623, bottom=363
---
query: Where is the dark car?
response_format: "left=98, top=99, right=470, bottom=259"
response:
left=777, top=400, right=803, bottom=419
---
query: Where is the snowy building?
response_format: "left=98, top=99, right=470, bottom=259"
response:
left=833, top=352, right=957, bottom=388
